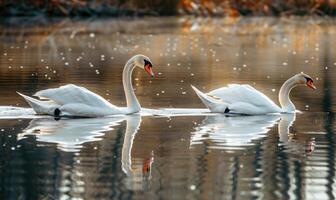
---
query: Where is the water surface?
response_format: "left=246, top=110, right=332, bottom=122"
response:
left=0, top=17, right=336, bottom=199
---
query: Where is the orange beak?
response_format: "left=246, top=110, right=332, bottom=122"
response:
left=307, top=80, right=316, bottom=90
left=145, top=64, right=154, bottom=78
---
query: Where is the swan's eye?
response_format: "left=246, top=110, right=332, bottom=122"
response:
left=144, top=59, right=152, bottom=68
left=305, top=77, right=313, bottom=83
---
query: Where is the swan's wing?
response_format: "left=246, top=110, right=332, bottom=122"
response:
left=208, top=84, right=281, bottom=111
left=35, top=84, right=116, bottom=108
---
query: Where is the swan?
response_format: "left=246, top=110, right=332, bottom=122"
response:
left=17, top=54, right=154, bottom=117
left=191, top=73, right=316, bottom=115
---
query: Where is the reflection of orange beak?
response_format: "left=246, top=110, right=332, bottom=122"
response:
left=307, top=80, right=316, bottom=90
left=142, top=152, right=154, bottom=175
left=145, top=64, right=154, bottom=78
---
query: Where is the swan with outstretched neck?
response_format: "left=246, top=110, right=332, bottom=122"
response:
left=191, top=73, right=316, bottom=115
left=17, top=54, right=154, bottom=117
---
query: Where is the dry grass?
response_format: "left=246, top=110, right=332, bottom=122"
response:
left=1, top=0, right=336, bottom=17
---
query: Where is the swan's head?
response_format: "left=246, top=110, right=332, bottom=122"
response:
left=132, top=54, right=154, bottom=78
left=295, top=73, right=316, bottom=90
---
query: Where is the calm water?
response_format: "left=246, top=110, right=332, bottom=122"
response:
left=0, top=17, right=336, bottom=199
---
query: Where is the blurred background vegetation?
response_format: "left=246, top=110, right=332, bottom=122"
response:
left=1, top=0, right=336, bottom=17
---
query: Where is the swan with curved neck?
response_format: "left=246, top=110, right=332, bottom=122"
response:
left=18, top=54, right=154, bottom=117
left=191, top=73, right=316, bottom=115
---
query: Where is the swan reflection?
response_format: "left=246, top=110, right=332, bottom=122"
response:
left=191, top=114, right=280, bottom=150
left=191, top=113, right=315, bottom=155
left=18, top=116, right=125, bottom=152
left=279, top=114, right=315, bottom=155
left=121, top=115, right=154, bottom=191
left=18, top=114, right=153, bottom=191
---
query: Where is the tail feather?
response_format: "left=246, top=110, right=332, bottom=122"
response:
left=17, top=92, right=58, bottom=115
left=191, top=85, right=228, bottom=112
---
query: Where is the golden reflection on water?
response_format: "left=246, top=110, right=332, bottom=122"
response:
left=0, top=17, right=336, bottom=199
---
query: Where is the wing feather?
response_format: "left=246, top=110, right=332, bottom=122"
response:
left=34, top=84, right=116, bottom=109
left=208, top=84, right=281, bottom=112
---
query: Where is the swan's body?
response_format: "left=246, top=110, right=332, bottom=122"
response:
left=18, top=54, right=154, bottom=117
left=191, top=73, right=316, bottom=115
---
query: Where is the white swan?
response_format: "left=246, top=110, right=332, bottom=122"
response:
left=17, top=54, right=154, bottom=117
left=191, top=73, right=316, bottom=115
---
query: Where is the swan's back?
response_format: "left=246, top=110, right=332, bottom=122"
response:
left=208, top=84, right=281, bottom=112
left=35, top=84, right=117, bottom=109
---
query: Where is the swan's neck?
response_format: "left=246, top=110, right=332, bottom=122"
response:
left=123, top=61, right=141, bottom=113
left=279, top=76, right=297, bottom=112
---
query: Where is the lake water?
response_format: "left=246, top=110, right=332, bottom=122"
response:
left=0, top=17, right=336, bottom=199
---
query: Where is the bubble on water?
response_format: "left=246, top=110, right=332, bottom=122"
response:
left=76, top=160, right=81, bottom=164
left=190, top=73, right=194, bottom=76
left=158, top=72, right=162, bottom=75
left=235, top=53, right=239, bottom=57
left=167, top=63, right=170, bottom=66
left=20, top=66, right=23, bottom=69
left=3, top=53, right=7, bottom=56
left=267, top=75, right=270, bottom=79
left=89, top=33, right=95, bottom=38
left=182, top=91, right=187, bottom=95
left=316, top=77, right=319, bottom=81
left=94, top=146, right=98, bottom=150
left=0, top=129, right=4, bottom=132
left=8, top=66, right=11, bottom=69
left=95, top=69, right=100, bottom=74
left=325, top=66, right=328, bottom=70
left=180, top=80, right=184, bottom=83
left=11, top=147, right=15, bottom=150
left=272, top=89, right=276, bottom=92
left=282, top=62, right=288, bottom=66
left=233, top=67, right=237, bottom=71
left=305, top=60, right=309, bottom=63
left=89, top=62, right=94, bottom=68
left=334, top=62, right=336, bottom=66
left=156, top=93, right=160, bottom=96
left=65, top=62, right=69, bottom=66
left=216, top=59, right=219, bottom=62
left=243, top=64, right=247, bottom=68
left=161, top=90, right=165, bottom=94
left=292, top=51, right=297, bottom=55
left=110, top=56, right=114, bottom=60
left=53, top=70, right=56, bottom=74
left=40, top=59, right=44, bottom=63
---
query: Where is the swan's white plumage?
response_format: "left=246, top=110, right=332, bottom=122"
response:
left=209, top=84, right=282, bottom=113
left=192, top=73, right=315, bottom=115
left=192, top=84, right=282, bottom=115
left=35, top=84, right=118, bottom=110
left=18, top=55, right=153, bottom=117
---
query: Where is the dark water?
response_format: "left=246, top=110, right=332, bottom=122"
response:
left=0, top=17, right=336, bottom=199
